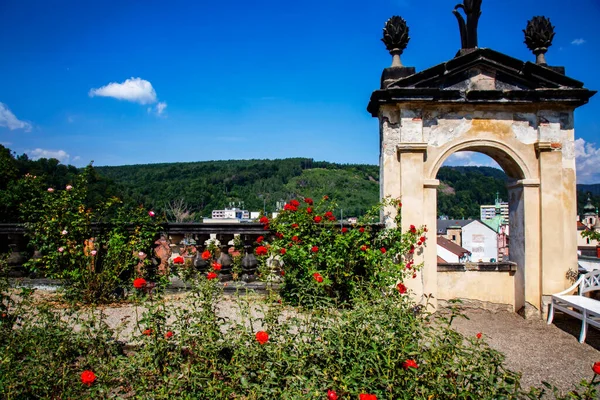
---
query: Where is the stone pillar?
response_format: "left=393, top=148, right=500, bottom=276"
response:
left=423, top=179, right=439, bottom=309
left=521, top=180, right=543, bottom=315
left=398, top=144, right=427, bottom=300
left=536, top=143, right=569, bottom=302
left=379, top=106, right=401, bottom=227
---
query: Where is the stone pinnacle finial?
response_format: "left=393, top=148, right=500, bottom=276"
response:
left=381, top=16, right=410, bottom=67
left=453, top=0, right=483, bottom=50
left=524, top=16, right=555, bottom=65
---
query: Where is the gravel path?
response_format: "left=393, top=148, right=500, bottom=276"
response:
left=450, top=308, right=600, bottom=392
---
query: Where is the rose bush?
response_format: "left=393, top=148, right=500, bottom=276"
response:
left=261, top=196, right=425, bottom=306
left=18, top=166, right=162, bottom=303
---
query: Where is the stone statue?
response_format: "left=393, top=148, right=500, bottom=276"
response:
left=453, top=0, right=483, bottom=49
left=154, top=236, right=172, bottom=275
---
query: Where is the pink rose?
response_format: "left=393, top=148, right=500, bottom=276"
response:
left=66, top=185, right=73, bottom=191
left=47, top=188, right=54, bottom=193
left=61, top=230, right=68, bottom=235
left=91, top=250, right=97, bottom=256
left=58, top=247, right=64, bottom=253
left=148, top=211, right=155, bottom=217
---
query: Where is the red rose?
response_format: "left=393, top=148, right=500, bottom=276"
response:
left=397, top=283, right=407, bottom=294
left=284, top=204, right=297, bottom=212
left=280, top=270, right=285, bottom=276
left=304, top=197, right=314, bottom=205
left=476, top=332, right=482, bottom=339
left=423, top=227, right=428, bottom=232
left=359, top=227, right=365, bottom=233
left=359, top=394, right=377, bottom=400
left=412, top=273, right=417, bottom=279
left=207, top=272, right=218, bottom=280
left=256, top=331, right=269, bottom=344
left=360, top=245, right=368, bottom=251
left=313, top=215, right=322, bottom=223
left=255, top=246, right=268, bottom=256
left=292, top=223, right=299, bottom=229
left=380, top=247, right=386, bottom=254
left=256, top=236, right=264, bottom=243
left=403, top=359, right=418, bottom=369
left=173, top=256, right=184, bottom=264
left=80, top=370, right=96, bottom=386
left=341, top=227, right=348, bottom=233
left=212, top=262, right=222, bottom=271
left=313, top=272, right=323, bottom=283
left=593, top=362, right=600, bottom=375
left=290, top=199, right=300, bottom=207
left=276, top=232, right=284, bottom=238
left=133, top=278, right=147, bottom=289
left=420, top=236, right=426, bottom=243
left=410, top=225, right=417, bottom=234
left=292, top=236, right=299, bottom=242
left=259, top=216, right=269, bottom=224
left=264, top=224, right=270, bottom=230
left=143, top=328, right=152, bottom=336
left=324, top=211, right=335, bottom=221
left=327, top=389, right=338, bottom=400
left=165, top=331, right=174, bottom=339
left=280, top=248, right=286, bottom=255
left=201, top=250, right=211, bottom=260
left=306, top=207, right=313, bottom=214
left=323, top=195, right=329, bottom=200
left=311, top=246, right=319, bottom=253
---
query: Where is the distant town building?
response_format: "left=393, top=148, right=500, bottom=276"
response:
left=437, top=219, right=500, bottom=262
left=480, top=193, right=509, bottom=223
left=437, top=236, right=471, bottom=263
left=203, top=207, right=251, bottom=223
left=578, top=195, right=600, bottom=256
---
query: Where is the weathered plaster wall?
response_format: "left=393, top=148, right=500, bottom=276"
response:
left=437, top=270, right=516, bottom=310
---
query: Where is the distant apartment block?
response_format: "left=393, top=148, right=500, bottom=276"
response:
left=211, top=208, right=250, bottom=220
left=480, top=195, right=509, bottom=223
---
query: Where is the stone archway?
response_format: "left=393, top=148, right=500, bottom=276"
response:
left=368, top=49, right=595, bottom=317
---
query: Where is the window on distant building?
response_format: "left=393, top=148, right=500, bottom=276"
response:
left=587, top=238, right=591, bottom=244
left=452, top=235, right=456, bottom=241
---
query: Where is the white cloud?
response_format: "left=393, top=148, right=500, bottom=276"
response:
left=89, top=77, right=158, bottom=105
left=575, top=138, right=600, bottom=183
left=28, top=148, right=71, bottom=164
left=448, top=151, right=475, bottom=160
left=156, top=102, right=167, bottom=115
left=571, top=38, right=586, bottom=46
left=0, top=102, right=32, bottom=131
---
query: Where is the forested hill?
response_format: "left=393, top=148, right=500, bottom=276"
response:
left=1, top=141, right=598, bottom=222
left=94, top=160, right=507, bottom=220
left=94, top=159, right=380, bottom=219
left=95, top=160, right=600, bottom=220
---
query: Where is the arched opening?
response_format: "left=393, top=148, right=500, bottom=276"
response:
left=430, top=143, right=530, bottom=312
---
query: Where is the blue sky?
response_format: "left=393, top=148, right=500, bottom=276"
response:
left=1, top=0, right=599, bottom=182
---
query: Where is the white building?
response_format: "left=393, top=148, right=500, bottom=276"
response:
left=211, top=208, right=250, bottom=220
left=203, top=207, right=251, bottom=223
left=461, top=220, right=499, bottom=262
left=437, top=236, right=471, bottom=263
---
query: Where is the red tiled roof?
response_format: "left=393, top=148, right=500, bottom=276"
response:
left=437, top=236, right=471, bottom=256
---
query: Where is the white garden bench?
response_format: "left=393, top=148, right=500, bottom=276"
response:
left=547, top=269, right=600, bottom=343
